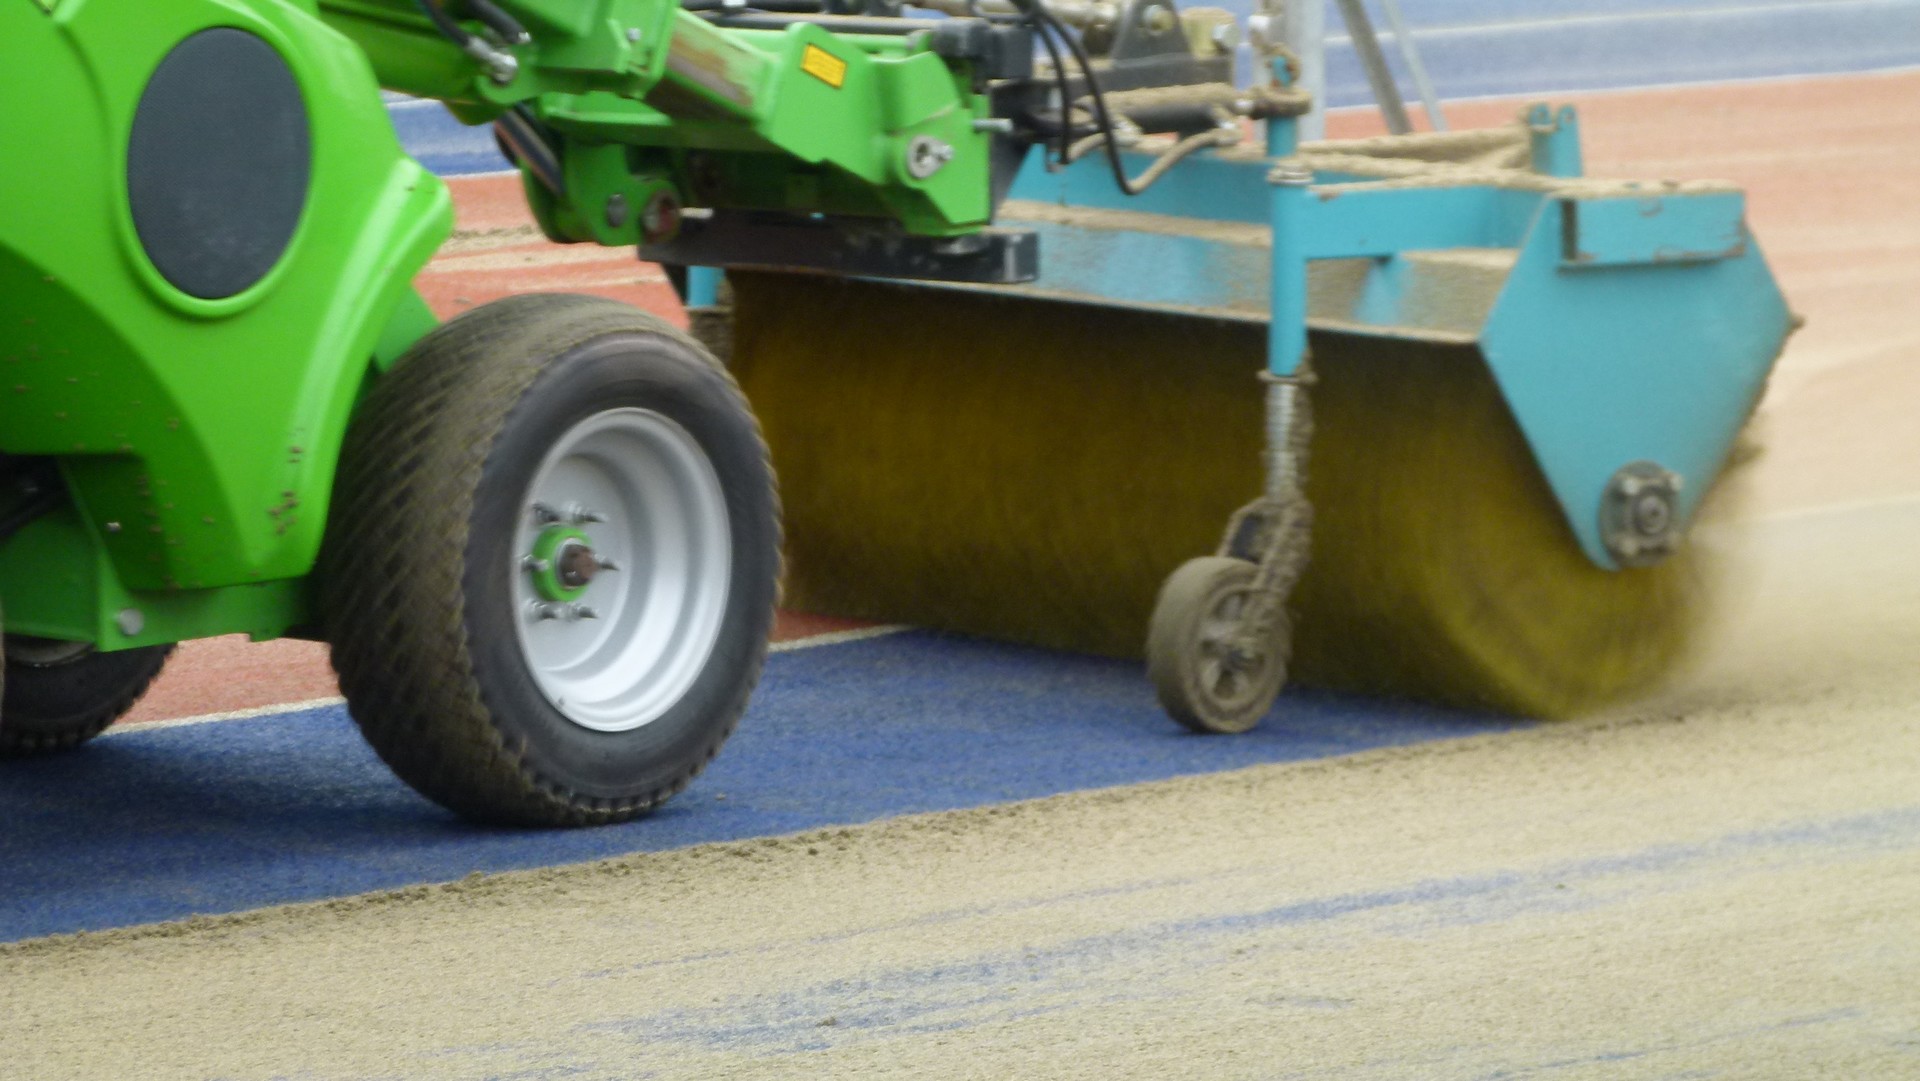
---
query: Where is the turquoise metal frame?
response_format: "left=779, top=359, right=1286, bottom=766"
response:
left=988, top=93, right=1790, bottom=571
left=683, top=53, right=1788, bottom=571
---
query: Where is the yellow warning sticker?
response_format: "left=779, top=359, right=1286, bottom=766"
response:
left=801, top=44, right=848, bottom=89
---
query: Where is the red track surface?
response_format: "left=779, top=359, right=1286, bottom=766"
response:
left=123, top=70, right=1920, bottom=724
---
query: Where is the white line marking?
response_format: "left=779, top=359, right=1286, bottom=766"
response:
left=1330, top=0, right=1907, bottom=42
left=770, top=624, right=909, bottom=653
left=104, top=697, right=347, bottom=737
left=1323, top=63, right=1920, bottom=115
left=106, top=626, right=911, bottom=733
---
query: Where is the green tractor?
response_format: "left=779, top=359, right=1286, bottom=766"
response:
left=2, top=0, right=1792, bottom=824
left=0, top=0, right=915, bottom=824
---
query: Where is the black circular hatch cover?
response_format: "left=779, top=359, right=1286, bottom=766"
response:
left=127, top=27, right=311, bottom=301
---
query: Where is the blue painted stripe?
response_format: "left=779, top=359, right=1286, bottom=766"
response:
left=0, top=632, right=1515, bottom=941
left=387, top=3, right=1919, bottom=177
left=583, top=805, right=1920, bottom=1056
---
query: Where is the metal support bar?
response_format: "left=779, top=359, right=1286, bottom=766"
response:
left=1264, top=55, right=1302, bottom=157
left=1266, top=158, right=1312, bottom=376
left=1278, top=0, right=1326, bottom=141
left=686, top=265, right=724, bottom=306
left=1263, top=378, right=1308, bottom=505
left=1375, top=0, right=1445, bottom=130
left=1332, top=0, right=1410, bottom=134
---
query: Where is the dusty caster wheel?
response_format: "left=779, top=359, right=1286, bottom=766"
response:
left=322, top=294, right=780, bottom=827
left=1148, top=556, right=1289, bottom=734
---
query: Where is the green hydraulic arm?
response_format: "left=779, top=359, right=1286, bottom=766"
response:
left=318, top=0, right=1017, bottom=241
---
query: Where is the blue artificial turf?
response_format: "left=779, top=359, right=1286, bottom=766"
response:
left=0, top=630, right=1516, bottom=940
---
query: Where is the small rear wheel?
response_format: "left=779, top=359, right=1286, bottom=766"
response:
left=321, top=294, right=780, bottom=827
left=1148, top=557, right=1287, bottom=734
left=0, top=639, right=174, bottom=756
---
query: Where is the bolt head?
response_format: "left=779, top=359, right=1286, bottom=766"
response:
left=905, top=136, right=954, bottom=180
left=1602, top=461, right=1685, bottom=567
left=640, top=192, right=682, bottom=243
left=1632, top=492, right=1671, bottom=536
left=555, top=541, right=602, bottom=589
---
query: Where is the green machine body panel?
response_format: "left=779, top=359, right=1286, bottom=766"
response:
left=2, top=0, right=1005, bottom=651
left=0, top=0, right=452, bottom=647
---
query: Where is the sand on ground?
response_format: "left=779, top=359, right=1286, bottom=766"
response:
left=5, top=494, right=1920, bottom=1079
left=5, top=71, right=1918, bottom=1079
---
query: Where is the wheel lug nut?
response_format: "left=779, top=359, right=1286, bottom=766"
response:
left=530, top=502, right=562, bottom=524
left=595, top=558, right=619, bottom=573
left=568, top=504, right=607, bottom=524
left=521, top=555, right=550, bottom=572
left=529, top=601, right=561, bottom=620
left=572, top=604, right=599, bottom=620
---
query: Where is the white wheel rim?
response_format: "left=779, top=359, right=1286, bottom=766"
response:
left=510, top=407, right=732, bottom=733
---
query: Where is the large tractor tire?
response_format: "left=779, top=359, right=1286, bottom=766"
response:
left=0, top=639, right=173, bottom=756
left=321, top=294, right=780, bottom=827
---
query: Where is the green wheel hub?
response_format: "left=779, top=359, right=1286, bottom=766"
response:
left=524, top=524, right=598, bottom=603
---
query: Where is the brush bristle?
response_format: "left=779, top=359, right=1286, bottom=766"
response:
left=727, top=272, right=1710, bottom=719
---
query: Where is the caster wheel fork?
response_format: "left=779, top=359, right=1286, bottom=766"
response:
left=1148, top=367, right=1314, bottom=734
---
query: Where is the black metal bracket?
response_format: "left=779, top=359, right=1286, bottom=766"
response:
left=641, top=211, right=1038, bottom=284
left=1092, top=0, right=1231, bottom=91
left=928, top=19, right=1035, bottom=82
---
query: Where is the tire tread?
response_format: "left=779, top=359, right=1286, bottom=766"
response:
left=320, top=294, right=777, bottom=826
left=0, top=645, right=175, bottom=756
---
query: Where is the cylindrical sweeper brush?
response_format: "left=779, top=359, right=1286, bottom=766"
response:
left=719, top=271, right=1729, bottom=720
